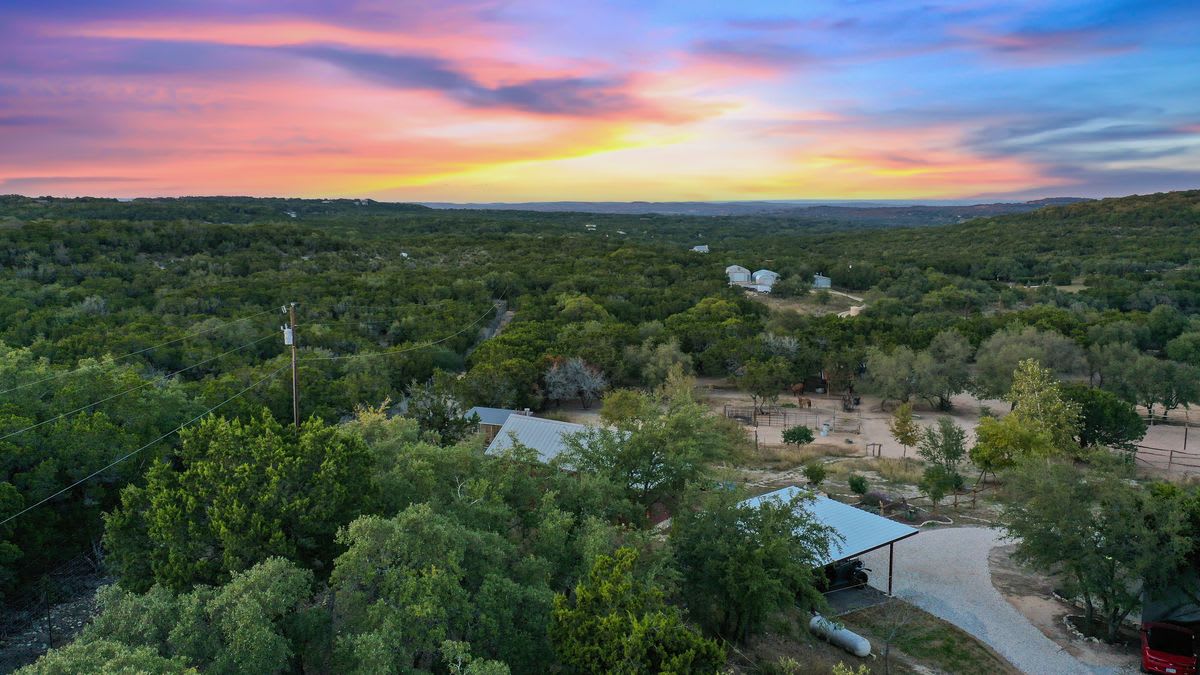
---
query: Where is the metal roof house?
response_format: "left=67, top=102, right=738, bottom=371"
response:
left=813, top=273, right=832, bottom=289
left=691, top=244, right=710, bottom=253
left=465, top=406, right=528, bottom=442
left=484, top=415, right=587, bottom=465
left=725, top=265, right=751, bottom=283
left=466, top=406, right=520, bottom=426
left=742, top=486, right=918, bottom=594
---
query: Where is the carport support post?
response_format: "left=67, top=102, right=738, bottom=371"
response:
left=888, top=542, right=894, bottom=596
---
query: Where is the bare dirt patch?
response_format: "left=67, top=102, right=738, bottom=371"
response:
left=749, top=292, right=858, bottom=317
left=698, top=378, right=1005, bottom=465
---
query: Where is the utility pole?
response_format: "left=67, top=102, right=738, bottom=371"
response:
left=282, top=303, right=299, bottom=428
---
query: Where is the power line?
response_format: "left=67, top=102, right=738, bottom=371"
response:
left=0, top=334, right=275, bottom=443
left=301, top=299, right=503, bottom=363
left=303, top=319, right=395, bottom=327
left=0, top=363, right=289, bottom=528
left=0, top=308, right=276, bottom=396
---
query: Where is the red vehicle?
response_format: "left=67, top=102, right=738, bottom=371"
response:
left=1141, top=621, right=1197, bottom=675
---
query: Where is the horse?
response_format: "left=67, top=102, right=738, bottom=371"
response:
left=790, top=383, right=806, bottom=406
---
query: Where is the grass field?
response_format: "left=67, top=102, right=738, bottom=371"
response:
left=840, top=600, right=1019, bottom=674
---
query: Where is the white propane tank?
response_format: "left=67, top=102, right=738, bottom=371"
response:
left=809, top=614, right=871, bottom=657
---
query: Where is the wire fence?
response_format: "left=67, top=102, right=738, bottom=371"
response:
left=722, top=405, right=863, bottom=435
left=723, top=405, right=824, bottom=428
left=1133, top=444, right=1200, bottom=475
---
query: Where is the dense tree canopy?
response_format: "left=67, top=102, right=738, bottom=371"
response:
left=104, top=414, right=375, bottom=592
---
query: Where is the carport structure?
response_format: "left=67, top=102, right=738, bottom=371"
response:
left=741, top=486, right=919, bottom=595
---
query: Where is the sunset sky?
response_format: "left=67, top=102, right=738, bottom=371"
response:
left=2, top=1, right=1199, bottom=202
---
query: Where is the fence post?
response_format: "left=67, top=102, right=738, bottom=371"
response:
left=1168, top=447, right=1175, bottom=473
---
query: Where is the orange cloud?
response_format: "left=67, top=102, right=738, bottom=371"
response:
left=0, top=70, right=650, bottom=198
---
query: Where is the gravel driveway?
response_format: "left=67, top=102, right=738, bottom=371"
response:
left=860, top=526, right=1124, bottom=675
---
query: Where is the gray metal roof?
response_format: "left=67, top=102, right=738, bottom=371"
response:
left=465, top=406, right=520, bottom=426
left=741, top=486, right=918, bottom=563
left=725, top=264, right=750, bottom=274
left=485, top=415, right=587, bottom=464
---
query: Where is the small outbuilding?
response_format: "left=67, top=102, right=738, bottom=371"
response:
left=725, top=265, right=751, bottom=283
left=813, top=273, right=832, bottom=289
left=753, top=269, right=779, bottom=285
left=691, top=244, right=710, bottom=253
left=741, top=486, right=918, bottom=594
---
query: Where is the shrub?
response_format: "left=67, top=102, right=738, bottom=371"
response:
left=848, top=474, right=869, bottom=496
left=782, top=425, right=814, bottom=446
left=920, top=466, right=963, bottom=511
left=803, top=461, right=827, bottom=487
left=861, top=491, right=885, bottom=508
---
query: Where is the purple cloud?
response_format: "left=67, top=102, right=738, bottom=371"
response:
left=286, top=45, right=640, bottom=116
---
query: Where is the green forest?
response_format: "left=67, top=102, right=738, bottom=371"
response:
left=1, top=191, right=1200, bottom=673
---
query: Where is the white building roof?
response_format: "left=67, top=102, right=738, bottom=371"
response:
left=753, top=269, right=778, bottom=278
left=725, top=264, right=750, bottom=274
left=485, top=414, right=587, bottom=464
left=741, top=486, right=918, bottom=563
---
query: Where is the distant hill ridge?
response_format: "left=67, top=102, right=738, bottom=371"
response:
left=0, top=195, right=431, bottom=223
left=11, top=191, right=1197, bottom=232
left=420, top=197, right=1093, bottom=225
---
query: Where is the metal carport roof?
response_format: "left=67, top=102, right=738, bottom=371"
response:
left=741, top=486, right=918, bottom=564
